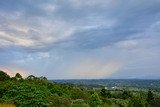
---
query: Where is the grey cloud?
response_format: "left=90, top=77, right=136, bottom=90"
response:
left=0, top=0, right=160, bottom=79
left=1, top=0, right=160, bottom=51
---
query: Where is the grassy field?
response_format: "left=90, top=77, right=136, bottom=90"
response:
left=0, top=103, right=15, bottom=107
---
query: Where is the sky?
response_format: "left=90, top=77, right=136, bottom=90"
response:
left=0, top=0, right=160, bottom=79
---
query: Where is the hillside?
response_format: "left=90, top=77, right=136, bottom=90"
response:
left=0, top=70, right=160, bottom=107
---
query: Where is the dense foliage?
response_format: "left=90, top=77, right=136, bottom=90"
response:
left=0, top=70, right=160, bottom=107
left=0, top=71, right=10, bottom=81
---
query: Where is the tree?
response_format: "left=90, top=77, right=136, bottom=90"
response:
left=26, top=75, right=36, bottom=80
left=0, top=70, right=10, bottom=81
left=100, top=88, right=112, bottom=98
left=0, top=81, right=12, bottom=98
left=89, top=93, right=101, bottom=107
left=147, top=90, right=155, bottom=106
left=100, top=88, right=107, bottom=97
left=122, top=90, right=132, bottom=99
left=71, top=87, right=88, bottom=100
left=2, top=82, right=51, bottom=107
left=128, top=95, right=148, bottom=107
left=15, top=73, right=22, bottom=80
left=106, top=91, right=112, bottom=98
left=154, top=96, right=160, bottom=107
left=39, top=76, right=47, bottom=80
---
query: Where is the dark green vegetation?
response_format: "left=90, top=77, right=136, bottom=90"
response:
left=0, top=70, right=160, bottom=107
left=54, top=79, right=160, bottom=91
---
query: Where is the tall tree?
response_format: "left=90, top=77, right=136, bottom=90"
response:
left=147, top=90, right=155, bottom=106
left=0, top=70, right=10, bottom=81
left=15, top=73, right=22, bottom=80
left=26, top=75, right=36, bottom=80
left=100, top=88, right=107, bottom=97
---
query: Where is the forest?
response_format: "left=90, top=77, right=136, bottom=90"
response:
left=0, top=70, right=160, bottom=107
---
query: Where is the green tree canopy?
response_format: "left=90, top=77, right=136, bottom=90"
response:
left=128, top=95, right=148, bottom=107
left=39, top=76, right=47, bottom=80
left=0, top=70, right=10, bottom=81
left=15, top=73, right=22, bottom=80
left=89, top=93, right=101, bottom=107
left=2, top=82, right=51, bottom=107
left=122, top=90, right=132, bottom=99
left=26, top=75, right=36, bottom=80
left=154, top=96, right=160, bottom=107
left=100, top=88, right=107, bottom=98
left=147, top=90, right=155, bottom=106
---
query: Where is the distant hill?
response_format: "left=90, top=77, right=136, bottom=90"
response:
left=52, top=79, right=160, bottom=91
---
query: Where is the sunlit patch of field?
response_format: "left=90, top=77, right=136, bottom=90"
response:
left=0, top=103, right=15, bottom=107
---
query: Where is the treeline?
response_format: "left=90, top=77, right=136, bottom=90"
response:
left=0, top=70, right=160, bottom=107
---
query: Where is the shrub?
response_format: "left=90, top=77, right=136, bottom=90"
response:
left=2, top=82, right=51, bottom=107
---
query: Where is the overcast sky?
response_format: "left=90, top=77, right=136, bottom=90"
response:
left=0, top=0, right=160, bottom=79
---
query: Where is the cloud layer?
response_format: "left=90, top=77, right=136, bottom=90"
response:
left=0, top=0, right=160, bottom=79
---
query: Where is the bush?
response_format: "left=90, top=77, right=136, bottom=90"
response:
left=89, top=93, right=101, bottom=107
left=2, top=82, right=51, bottom=107
left=70, top=87, right=89, bottom=101
left=49, top=94, right=71, bottom=107
left=71, top=99, right=89, bottom=107
left=128, top=95, right=149, bottom=107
